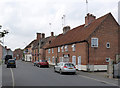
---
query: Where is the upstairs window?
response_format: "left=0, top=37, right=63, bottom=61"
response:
left=48, top=49, right=51, bottom=53
left=65, top=45, right=68, bottom=52
left=91, top=38, right=98, bottom=47
left=106, top=42, right=110, bottom=48
left=61, top=46, right=64, bottom=52
left=58, top=47, right=60, bottom=53
left=52, top=48, right=54, bottom=53
left=72, top=44, right=76, bottom=51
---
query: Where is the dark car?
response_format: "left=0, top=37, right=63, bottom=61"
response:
left=7, top=59, right=16, bottom=68
left=5, top=55, right=12, bottom=64
left=38, top=60, right=49, bottom=68
left=33, top=61, right=39, bottom=66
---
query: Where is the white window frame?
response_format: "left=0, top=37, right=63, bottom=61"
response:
left=52, top=56, right=55, bottom=64
left=72, top=44, right=76, bottom=51
left=61, top=46, right=64, bottom=52
left=65, top=45, right=68, bottom=52
left=58, top=47, right=60, bottom=53
left=52, top=48, right=54, bottom=53
left=72, top=56, right=76, bottom=65
left=106, top=57, right=110, bottom=62
left=48, top=49, right=51, bottom=53
left=91, top=38, right=98, bottom=47
left=106, top=42, right=110, bottom=48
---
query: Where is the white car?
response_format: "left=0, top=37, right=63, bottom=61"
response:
left=54, top=62, right=76, bottom=74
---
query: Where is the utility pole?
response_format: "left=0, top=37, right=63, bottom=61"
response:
left=86, top=0, right=88, bottom=14
left=62, top=15, right=66, bottom=28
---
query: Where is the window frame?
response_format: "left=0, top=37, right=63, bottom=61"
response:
left=91, top=38, right=98, bottom=47
left=106, top=42, right=110, bottom=48
left=58, top=47, right=60, bottom=53
left=72, top=44, right=76, bottom=52
left=65, top=45, right=68, bottom=52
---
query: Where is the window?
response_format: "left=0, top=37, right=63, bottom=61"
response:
left=65, top=45, right=68, bottom=52
left=48, top=49, right=51, bottom=53
left=106, top=42, right=110, bottom=48
left=52, top=56, right=55, bottom=64
left=58, top=47, right=60, bottom=52
left=106, top=57, right=110, bottom=62
left=91, top=38, right=98, bottom=47
left=61, top=46, right=64, bottom=52
left=72, top=44, right=76, bottom=51
left=72, top=56, right=76, bottom=65
left=52, top=48, right=54, bottom=53
left=48, top=57, right=51, bottom=62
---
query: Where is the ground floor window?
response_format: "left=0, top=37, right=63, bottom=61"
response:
left=72, top=56, right=76, bottom=65
left=52, top=56, right=55, bottom=64
left=48, top=57, right=50, bottom=62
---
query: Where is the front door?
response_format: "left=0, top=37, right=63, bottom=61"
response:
left=78, top=56, right=81, bottom=70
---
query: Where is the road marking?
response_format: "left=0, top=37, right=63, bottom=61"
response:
left=10, top=68, right=15, bottom=88
left=78, top=75, right=118, bottom=86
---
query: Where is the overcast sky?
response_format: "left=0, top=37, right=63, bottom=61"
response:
left=0, top=0, right=119, bottom=51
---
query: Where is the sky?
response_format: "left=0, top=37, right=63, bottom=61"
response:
left=0, top=0, right=119, bottom=51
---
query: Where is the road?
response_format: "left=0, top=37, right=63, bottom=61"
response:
left=2, top=60, right=119, bottom=87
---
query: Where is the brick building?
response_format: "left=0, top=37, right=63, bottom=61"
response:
left=0, top=44, right=3, bottom=60
left=32, top=32, right=55, bottom=62
left=13, top=48, right=23, bottom=60
left=45, top=13, right=119, bottom=71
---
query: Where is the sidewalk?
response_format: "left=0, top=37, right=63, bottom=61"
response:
left=76, top=70, right=118, bottom=86
left=0, top=64, right=2, bottom=88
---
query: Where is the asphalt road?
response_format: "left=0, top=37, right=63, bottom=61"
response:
left=2, top=60, right=119, bottom=87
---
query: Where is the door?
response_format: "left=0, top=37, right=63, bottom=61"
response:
left=78, top=56, right=81, bottom=70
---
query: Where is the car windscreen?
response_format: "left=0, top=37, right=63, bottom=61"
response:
left=5, top=55, right=12, bottom=59
left=64, top=63, right=74, bottom=67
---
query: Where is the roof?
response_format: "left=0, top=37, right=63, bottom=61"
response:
left=47, top=13, right=112, bottom=48
left=25, top=40, right=36, bottom=49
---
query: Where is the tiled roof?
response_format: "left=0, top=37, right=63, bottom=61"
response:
left=47, top=13, right=111, bottom=48
left=25, top=40, right=36, bottom=49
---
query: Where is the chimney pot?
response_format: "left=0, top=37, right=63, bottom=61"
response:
left=42, top=33, right=45, bottom=38
left=85, top=13, right=96, bottom=26
left=51, top=32, right=54, bottom=37
left=37, top=33, right=41, bottom=40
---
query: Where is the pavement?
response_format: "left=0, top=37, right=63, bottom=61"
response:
left=0, top=64, right=2, bottom=88
left=2, top=60, right=119, bottom=87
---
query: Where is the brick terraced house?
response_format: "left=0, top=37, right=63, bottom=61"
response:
left=45, top=13, right=119, bottom=71
left=32, top=32, right=55, bottom=62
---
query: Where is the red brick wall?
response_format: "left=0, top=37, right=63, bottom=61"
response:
left=46, top=43, right=87, bottom=65
left=0, top=44, right=2, bottom=59
left=88, top=14, right=119, bottom=65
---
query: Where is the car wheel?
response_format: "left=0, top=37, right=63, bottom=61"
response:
left=7, top=65, right=9, bottom=68
left=14, top=66, right=16, bottom=68
left=59, top=69, right=63, bottom=74
left=72, top=72, right=76, bottom=75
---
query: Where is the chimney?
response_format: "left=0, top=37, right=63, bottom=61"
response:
left=5, top=46, right=7, bottom=49
left=51, top=32, right=54, bottom=37
left=63, top=26, right=70, bottom=34
left=41, top=33, right=45, bottom=38
left=85, top=13, right=96, bottom=26
left=37, top=33, right=41, bottom=40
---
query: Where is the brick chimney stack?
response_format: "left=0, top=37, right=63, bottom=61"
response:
left=63, top=26, right=70, bottom=34
left=41, top=33, right=45, bottom=38
left=37, top=33, right=41, bottom=40
left=51, top=32, right=54, bottom=37
left=85, top=13, right=96, bottom=26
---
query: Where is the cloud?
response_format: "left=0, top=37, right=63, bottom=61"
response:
left=0, top=0, right=119, bottom=50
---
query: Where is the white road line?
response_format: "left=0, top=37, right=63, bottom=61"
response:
left=10, top=68, right=15, bottom=88
left=78, top=75, right=118, bottom=86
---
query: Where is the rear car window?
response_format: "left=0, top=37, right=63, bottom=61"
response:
left=8, top=60, right=15, bottom=63
left=64, top=63, right=74, bottom=67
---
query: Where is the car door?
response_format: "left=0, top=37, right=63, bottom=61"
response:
left=55, top=63, right=60, bottom=71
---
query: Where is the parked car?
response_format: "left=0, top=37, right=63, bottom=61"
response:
left=54, top=62, right=76, bottom=74
left=4, top=55, right=12, bottom=64
left=7, top=59, right=16, bottom=68
left=33, top=61, right=39, bottom=66
left=38, top=60, right=49, bottom=68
